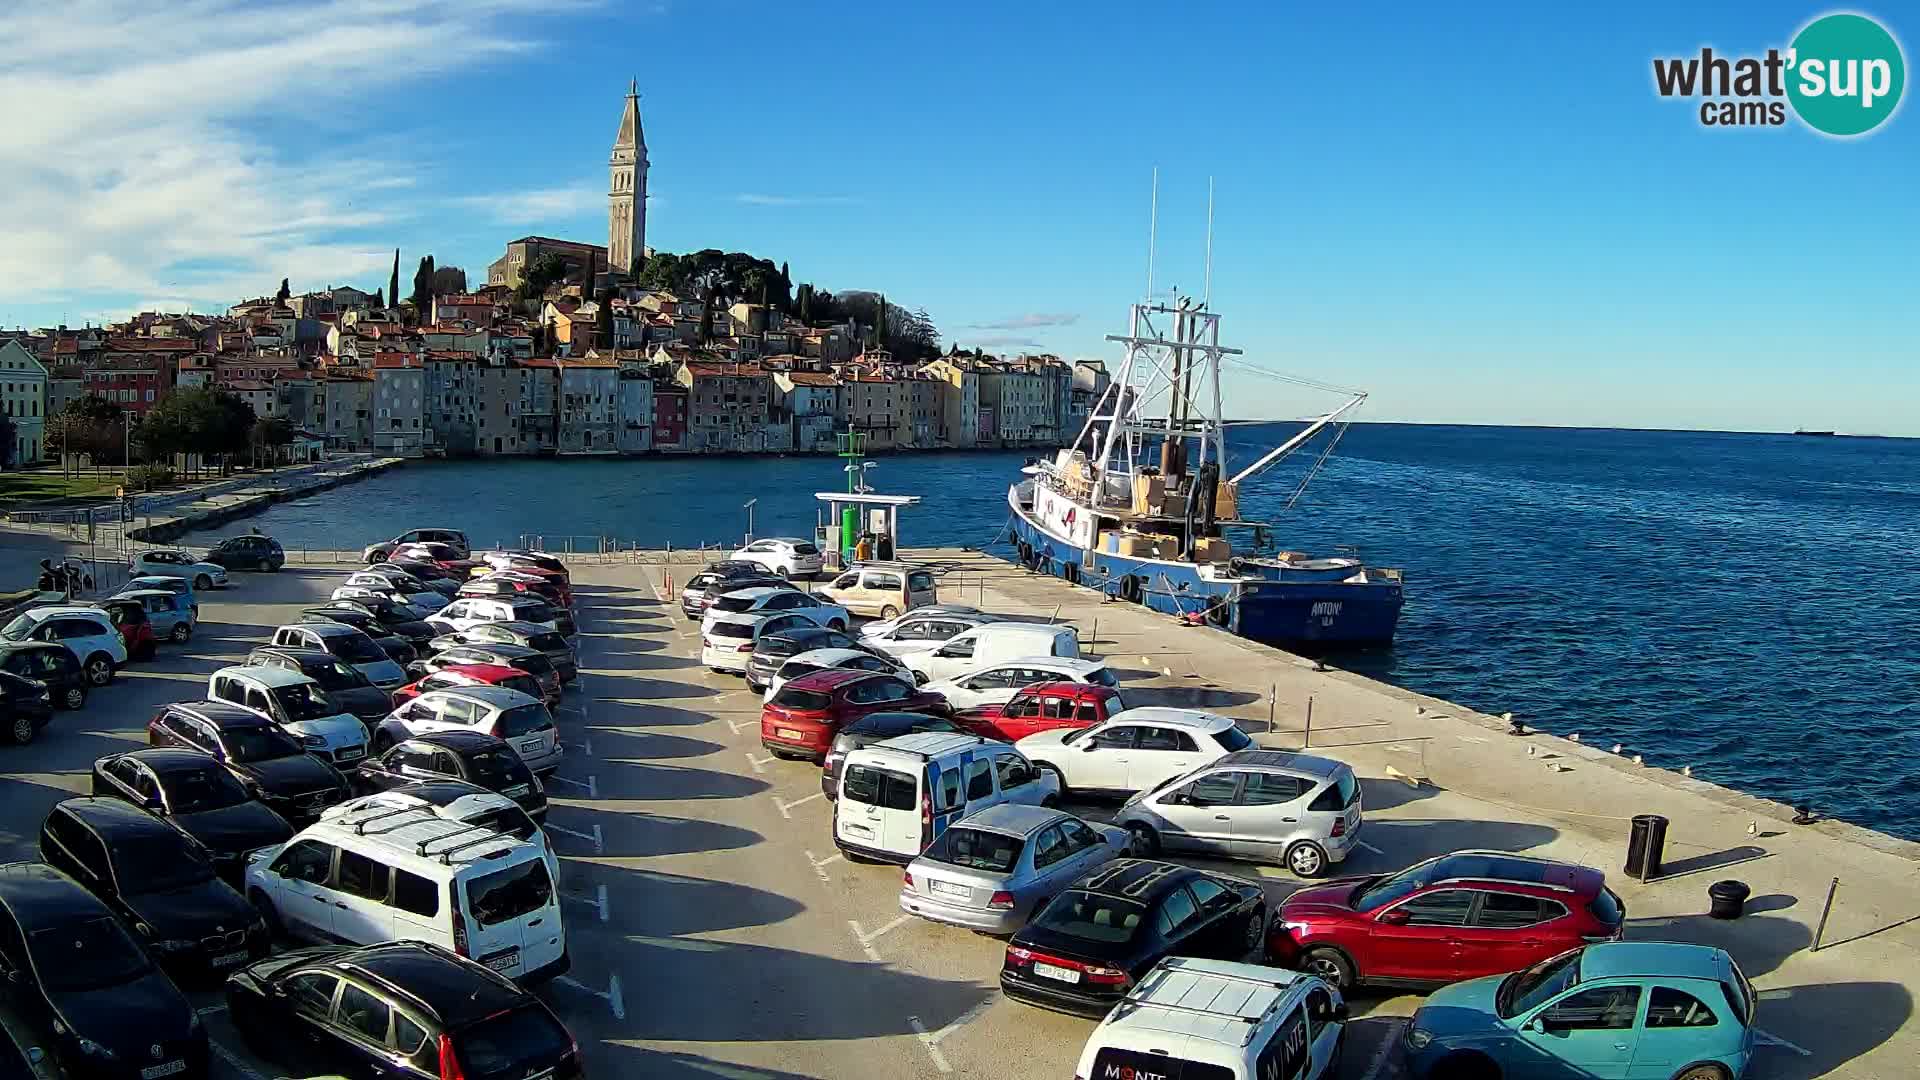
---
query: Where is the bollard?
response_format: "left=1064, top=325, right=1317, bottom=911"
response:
left=1267, top=685, right=1277, bottom=735
left=1812, top=877, right=1840, bottom=951
left=1304, top=695, right=1314, bottom=748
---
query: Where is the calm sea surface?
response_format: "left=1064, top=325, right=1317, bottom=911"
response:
left=184, top=425, right=1920, bottom=839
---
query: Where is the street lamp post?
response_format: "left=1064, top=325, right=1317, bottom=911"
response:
left=743, top=498, right=757, bottom=545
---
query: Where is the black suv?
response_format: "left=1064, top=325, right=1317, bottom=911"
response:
left=0, top=861, right=207, bottom=1077
left=321, top=598, right=437, bottom=648
left=247, top=646, right=395, bottom=722
left=206, top=532, right=286, bottom=571
left=227, top=941, right=581, bottom=1080
left=0, top=670, right=54, bottom=746
left=356, top=731, right=548, bottom=822
left=90, top=747, right=294, bottom=882
left=747, top=625, right=888, bottom=690
left=148, top=701, right=351, bottom=824
left=0, top=641, right=88, bottom=711
left=39, top=799, right=267, bottom=982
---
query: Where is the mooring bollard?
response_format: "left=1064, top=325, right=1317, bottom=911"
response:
left=1304, top=695, right=1314, bottom=748
left=1812, top=877, right=1840, bottom=951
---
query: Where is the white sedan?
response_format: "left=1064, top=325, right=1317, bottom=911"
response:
left=921, top=656, right=1123, bottom=710
left=763, top=647, right=916, bottom=701
left=128, top=549, right=230, bottom=589
left=729, top=537, right=825, bottom=578
left=701, top=586, right=849, bottom=634
left=1015, top=707, right=1249, bottom=799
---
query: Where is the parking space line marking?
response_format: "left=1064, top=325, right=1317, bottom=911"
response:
left=558, top=704, right=588, bottom=717
left=846, top=920, right=886, bottom=961
left=776, top=791, right=825, bottom=819
left=554, top=973, right=626, bottom=1020
left=1756, top=1029, right=1812, bottom=1056
left=726, top=715, right=758, bottom=734
left=907, top=1016, right=953, bottom=1074
left=853, top=914, right=909, bottom=946
left=1355, top=840, right=1385, bottom=856
left=746, top=752, right=776, bottom=774
left=546, top=821, right=604, bottom=854
left=924, top=1000, right=992, bottom=1046
left=803, top=848, right=843, bottom=883
left=562, top=884, right=610, bottom=922
left=210, top=1039, right=269, bottom=1080
left=546, top=773, right=597, bottom=798
left=1359, top=1018, right=1406, bottom=1080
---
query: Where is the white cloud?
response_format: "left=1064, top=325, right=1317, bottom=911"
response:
left=970, top=312, right=1079, bottom=330
left=456, top=183, right=604, bottom=225
left=967, top=334, right=1042, bottom=349
left=0, top=0, right=578, bottom=314
left=735, top=193, right=860, bottom=207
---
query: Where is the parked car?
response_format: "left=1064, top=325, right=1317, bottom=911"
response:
left=427, top=595, right=569, bottom=639
left=390, top=542, right=480, bottom=574
left=1269, top=850, right=1626, bottom=991
left=375, top=685, right=561, bottom=774
left=701, top=611, right=816, bottom=675
left=246, top=646, right=396, bottom=724
left=412, top=643, right=563, bottom=706
left=821, top=710, right=966, bottom=798
left=427, top=622, right=577, bottom=683
left=38, top=798, right=268, bottom=981
left=925, top=657, right=1122, bottom=711
left=834, top=733, right=1059, bottom=863
left=470, top=563, right=574, bottom=608
left=92, top=594, right=158, bottom=658
left=0, top=1016, right=53, bottom=1080
left=900, top=804, right=1128, bottom=933
left=224, top=941, right=582, bottom=1079
left=458, top=572, right=569, bottom=609
left=381, top=558, right=465, bottom=594
left=362, top=528, right=471, bottom=564
left=476, top=549, right=570, bottom=578
left=1000, top=859, right=1269, bottom=1017
left=241, top=800, right=567, bottom=983
left=147, top=701, right=353, bottom=825
left=906, top=623, right=1082, bottom=684
left=0, top=642, right=87, bottom=711
left=0, top=670, right=54, bottom=745
left=1116, top=750, right=1365, bottom=877
left=701, top=587, right=849, bottom=636
left=320, top=596, right=438, bottom=647
left=679, top=564, right=786, bottom=620
left=748, top=625, right=885, bottom=692
left=953, top=682, right=1125, bottom=743
left=1075, top=957, right=1348, bottom=1080
left=204, top=532, right=285, bottom=572
left=274, top=620, right=410, bottom=690
left=0, top=607, right=126, bottom=686
left=1017, top=707, right=1254, bottom=799
left=761, top=668, right=952, bottom=761
left=859, top=609, right=1000, bottom=655
left=114, top=573, right=199, bottom=616
left=729, top=536, right=824, bottom=577
left=765, top=643, right=914, bottom=702
left=819, top=560, right=939, bottom=619
left=393, top=663, right=547, bottom=706
left=1402, top=942, right=1755, bottom=1080
left=353, top=731, right=549, bottom=822
left=127, top=548, right=230, bottom=589
left=0, top=862, right=207, bottom=1079
left=89, top=748, right=294, bottom=884
left=105, top=588, right=193, bottom=646
left=208, top=665, right=371, bottom=769
left=345, top=569, right=447, bottom=612
left=319, top=781, right=558, bottom=884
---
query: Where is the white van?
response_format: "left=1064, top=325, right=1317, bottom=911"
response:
left=833, top=732, right=1060, bottom=864
left=906, top=623, right=1081, bottom=683
left=1074, top=956, right=1347, bottom=1080
left=208, top=665, right=370, bottom=769
left=244, top=802, right=568, bottom=983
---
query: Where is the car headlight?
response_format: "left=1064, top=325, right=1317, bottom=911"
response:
left=152, top=938, right=197, bottom=954
left=1405, top=1027, right=1433, bottom=1050
left=298, top=734, right=326, bottom=748
left=75, top=1038, right=119, bottom=1060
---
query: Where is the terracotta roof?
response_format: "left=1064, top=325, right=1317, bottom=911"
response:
left=372, top=353, right=419, bottom=369
left=783, top=371, right=839, bottom=387
left=561, top=358, right=619, bottom=369
left=218, top=379, right=273, bottom=391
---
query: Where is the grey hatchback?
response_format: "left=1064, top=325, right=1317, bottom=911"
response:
left=900, top=804, right=1128, bottom=934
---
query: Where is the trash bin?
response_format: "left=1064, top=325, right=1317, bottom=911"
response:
left=1625, top=814, right=1669, bottom=881
left=1708, top=880, right=1751, bottom=920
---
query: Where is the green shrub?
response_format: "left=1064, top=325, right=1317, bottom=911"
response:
left=125, top=464, right=177, bottom=491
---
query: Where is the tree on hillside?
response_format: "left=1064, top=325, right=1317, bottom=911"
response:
left=430, top=265, right=468, bottom=296
left=389, top=249, right=401, bottom=310
left=276, top=278, right=291, bottom=304
left=410, top=255, right=437, bottom=310
left=595, top=289, right=615, bottom=349
left=372, top=287, right=384, bottom=308
left=795, top=283, right=814, bottom=324
left=516, top=254, right=569, bottom=301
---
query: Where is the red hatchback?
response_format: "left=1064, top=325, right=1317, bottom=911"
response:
left=951, top=682, right=1123, bottom=742
left=392, top=663, right=547, bottom=705
left=1266, top=849, right=1625, bottom=992
left=760, top=668, right=950, bottom=762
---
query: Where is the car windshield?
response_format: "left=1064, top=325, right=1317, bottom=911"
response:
left=0, top=616, right=31, bottom=640
left=453, top=1005, right=571, bottom=1080
left=330, top=634, right=387, bottom=664
left=923, top=827, right=1023, bottom=873
left=1498, top=948, right=1584, bottom=1018
left=494, top=704, right=552, bottom=738
left=510, top=601, right=555, bottom=623
left=1030, top=891, right=1147, bottom=944
left=759, top=635, right=816, bottom=658
left=165, top=767, right=251, bottom=813
left=500, top=675, right=544, bottom=699
left=307, top=660, right=371, bottom=691
left=709, top=622, right=752, bottom=640
left=466, top=806, right=539, bottom=842
left=1085, top=667, right=1119, bottom=688
left=772, top=687, right=831, bottom=711
left=1213, top=726, right=1254, bottom=752
left=28, top=917, right=153, bottom=992
left=513, top=655, right=556, bottom=679
left=226, top=724, right=305, bottom=762
left=467, top=750, right=532, bottom=788
left=712, top=595, right=757, bottom=613
left=273, top=683, right=338, bottom=722
left=1351, top=858, right=1442, bottom=912
left=464, top=860, right=553, bottom=928
left=111, top=835, right=217, bottom=894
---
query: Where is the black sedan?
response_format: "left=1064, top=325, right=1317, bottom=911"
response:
left=821, top=711, right=963, bottom=798
left=38, top=799, right=267, bottom=983
left=90, top=748, right=293, bottom=884
left=0, top=862, right=207, bottom=1080
left=321, top=597, right=436, bottom=648
left=355, top=730, right=548, bottom=822
left=0, top=671, right=54, bottom=746
left=298, top=607, right=417, bottom=663
left=205, top=532, right=285, bottom=571
left=746, top=625, right=880, bottom=690
left=999, top=859, right=1268, bottom=1017
left=381, top=558, right=464, bottom=592
left=0, top=642, right=87, bottom=712
left=226, top=941, right=582, bottom=1080
left=147, top=701, right=352, bottom=825
left=246, top=646, right=395, bottom=723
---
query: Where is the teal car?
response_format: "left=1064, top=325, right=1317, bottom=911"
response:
left=1404, top=942, right=1755, bottom=1080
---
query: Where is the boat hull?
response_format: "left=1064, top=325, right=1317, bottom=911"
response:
left=1007, top=489, right=1402, bottom=648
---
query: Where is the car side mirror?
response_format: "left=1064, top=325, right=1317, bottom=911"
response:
left=1080, top=742, right=1099, bottom=752
left=1165, top=792, right=1189, bottom=805
left=1524, top=1016, right=1546, bottom=1034
left=1378, top=909, right=1411, bottom=926
left=144, top=795, right=165, bottom=811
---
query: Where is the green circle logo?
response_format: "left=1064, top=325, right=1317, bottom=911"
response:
left=1787, top=13, right=1906, bottom=136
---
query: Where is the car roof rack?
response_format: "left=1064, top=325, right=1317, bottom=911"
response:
left=333, top=804, right=517, bottom=865
left=1120, top=965, right=1293, bottom=1046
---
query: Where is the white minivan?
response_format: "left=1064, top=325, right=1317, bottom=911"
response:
left=1075, top=956, right=1347, bottom=1080
left=905, top=623, right=1080, bottom=683
left=244, top=803, right=568, bottom=983
left=833, top=732, right=1060, bottom=864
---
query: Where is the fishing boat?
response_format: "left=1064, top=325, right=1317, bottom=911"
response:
left=1005, top=293, right=1404, bottom=647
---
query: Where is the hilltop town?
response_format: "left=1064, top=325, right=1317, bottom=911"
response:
left=0, top=84, right=1106, bottom=470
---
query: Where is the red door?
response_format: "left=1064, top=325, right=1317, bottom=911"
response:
left=1366, top=888, right=1476, bottom=983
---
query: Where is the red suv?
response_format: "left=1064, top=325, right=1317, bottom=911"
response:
left=760, top=668, right=950, bottom=762
left=1266, top=849, right=1625, bottom=991
left=951, top=682, right=1124, bottom=742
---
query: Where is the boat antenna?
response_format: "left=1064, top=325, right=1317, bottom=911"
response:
left=1202, top=176, right=1214, bottom=309
left=1146, top=167, right=1159, bottom=300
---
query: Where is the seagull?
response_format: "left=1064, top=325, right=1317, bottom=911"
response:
left=1568, top=733, right=1581, bottom=742
left=1748, top=820, right=1759, bottom=837
left=1611, top=743, right=1625, bottom=754
left=1527, top=745, right=1537, bottom=757
left=1417, top=705, right=1426, bottom=716
left=1682, top=766, right=1693, bottom=777
left=1632, top=755, right=1644, bottom=766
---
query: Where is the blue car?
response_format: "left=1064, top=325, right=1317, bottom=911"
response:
left=1404, top=942, right=1755, bottom=1080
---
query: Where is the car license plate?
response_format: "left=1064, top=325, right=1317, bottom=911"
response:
left=142, top=1062, right=186, bottom=1079
left=212, top=949, right=248, bottom=967
left=519, top=738, right=545, bottom=755
left=1033, top=962, right=1081, bottom=983
left=337, top=747, right=363, bottom=761
left=930, top=880, right=970, bottom=900
left=484, top=951, right=520, bottom=974
left=503, top=784, right=531, bottom=797
left=778, top=728, right=802, bottom=740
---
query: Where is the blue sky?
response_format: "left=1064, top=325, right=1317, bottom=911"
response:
left=2, top=1, right=1913, bottom=433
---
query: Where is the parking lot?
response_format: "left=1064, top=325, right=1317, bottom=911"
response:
left=2, top=558, right=1913, bottom=1079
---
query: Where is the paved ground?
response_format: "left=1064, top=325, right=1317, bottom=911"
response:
left=1, top=555, right=1913, bottom=1079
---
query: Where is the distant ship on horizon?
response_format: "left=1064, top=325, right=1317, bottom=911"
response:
left=1793, top=429, right=1841, bottom=437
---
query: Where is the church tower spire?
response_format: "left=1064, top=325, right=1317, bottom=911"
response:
left=609, top=79, right=649, bottom=278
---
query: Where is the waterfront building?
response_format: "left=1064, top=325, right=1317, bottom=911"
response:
left=0, top=339, right=48, bottom=464
left=977, top=361, right=1049, bottom=446
left=473, top=364, right=525, bottom=456
left=675, top=359, right=773, bottom=453
left=840, top=368, right=904, bottom=450
left=317, top=372, right=374, bottom=450
left=82, top=356, right=170, bottom=415
left=425, top=355, right=481, bottom=455
left=558, top=358, right=620, bottom=453
left=616, top=371, right=655, bottom=454
left=651, top=383, right=688, bottom=450
left=519, top=359, right=560, bottom=453
left=920, top=356, right=980, bottom=448
left=45, top=365, right=85, bottom=419
left=372, top=354, right=427, bottom=456
left=774, top=369, right=840, bottom=453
